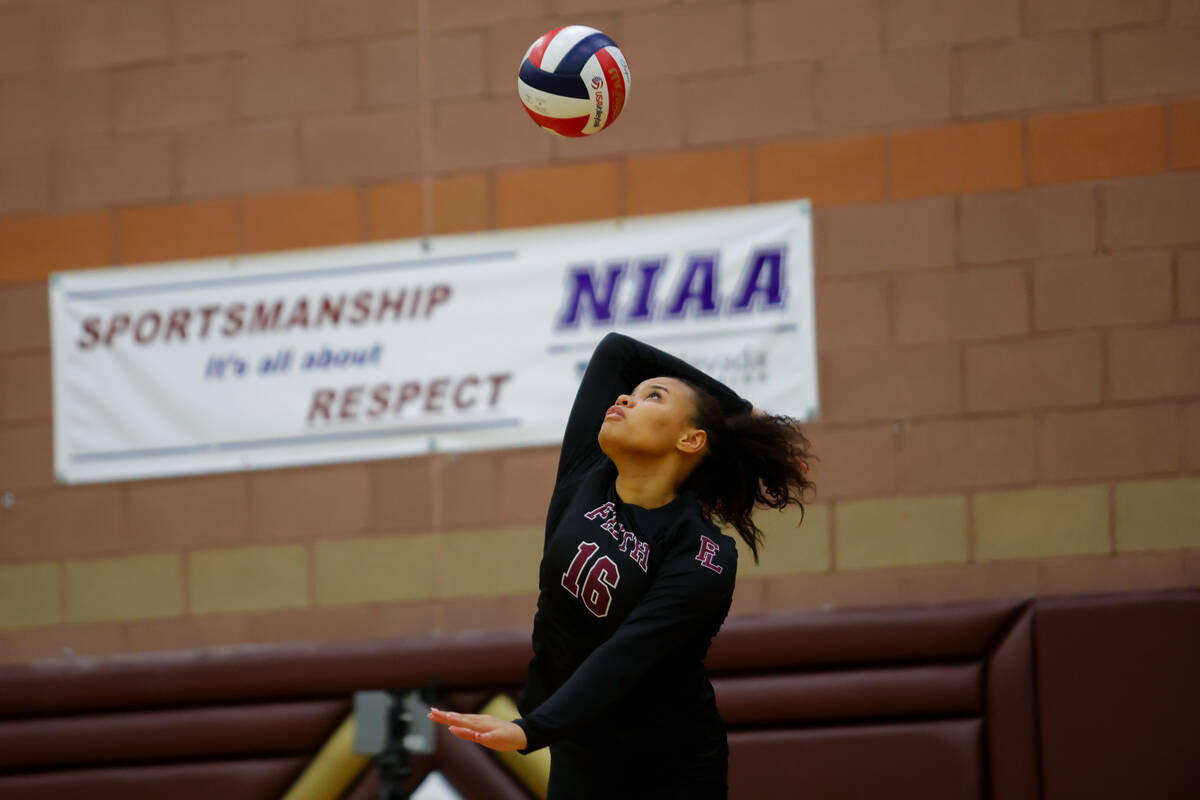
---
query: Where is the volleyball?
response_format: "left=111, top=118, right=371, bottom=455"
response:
left=517, top=25, right=631, bottom=138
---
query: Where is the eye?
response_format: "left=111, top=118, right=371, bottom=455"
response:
left=647, top=390, right=661, bottom=400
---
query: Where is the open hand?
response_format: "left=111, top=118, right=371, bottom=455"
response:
left=427, top=707, right=528, bottom=752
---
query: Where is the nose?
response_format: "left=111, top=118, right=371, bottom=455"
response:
left=616, top=394, right=632, bottom=407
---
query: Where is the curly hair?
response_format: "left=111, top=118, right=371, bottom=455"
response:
left=678, top=380, right=816, bottom=564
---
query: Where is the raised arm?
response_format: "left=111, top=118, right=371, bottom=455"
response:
left=556, top=332, right=752, bottom=484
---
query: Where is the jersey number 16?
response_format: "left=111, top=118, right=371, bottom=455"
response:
left=561, top=541, right=620, bottom=618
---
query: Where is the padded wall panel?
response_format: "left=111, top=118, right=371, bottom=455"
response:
left=0, top=699, right=348, bottom=770
left=0, top=634, right=533, bottom=718
left=708, top=600, right=1023, bottom=672
left=0, top=757, right=306, bottom=800
left=985, top=605, right=1040, bottom=800
left=715, top=662, right=981, bottom=726
left=1035, top=589, right=1200, bottom=800
left=728, top=719, right=983, bottom=800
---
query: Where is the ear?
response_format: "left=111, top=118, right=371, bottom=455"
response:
left=676, top=427, right=707, bottom=455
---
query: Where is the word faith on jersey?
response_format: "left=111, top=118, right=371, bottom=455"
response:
left=583, top=502, right=650, bottom=572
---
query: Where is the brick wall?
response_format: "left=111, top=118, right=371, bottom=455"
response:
left=0, top=0, right=1198, bottom=663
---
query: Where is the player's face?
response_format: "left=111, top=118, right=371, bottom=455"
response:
left=597, top=376, right=703, bottom=457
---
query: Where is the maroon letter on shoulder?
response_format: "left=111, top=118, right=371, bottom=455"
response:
left=695, top=535, right=723, bottom=574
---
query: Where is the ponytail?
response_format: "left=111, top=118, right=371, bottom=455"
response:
left=680, top=381, right=816, bottom=564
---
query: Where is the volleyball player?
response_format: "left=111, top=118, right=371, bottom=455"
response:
left=429, top=332, right=813, bottom=798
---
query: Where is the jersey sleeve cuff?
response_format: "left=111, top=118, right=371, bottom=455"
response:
left=512, top=717, right=549, bottom=754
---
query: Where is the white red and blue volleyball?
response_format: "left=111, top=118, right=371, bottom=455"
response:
left=518, top=26, right=631, bottom=138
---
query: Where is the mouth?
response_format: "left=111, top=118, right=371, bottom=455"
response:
left=604, top=405, right=625, bottom=420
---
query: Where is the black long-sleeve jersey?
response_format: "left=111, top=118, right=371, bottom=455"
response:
left=512, top=332, right=751, bottom=758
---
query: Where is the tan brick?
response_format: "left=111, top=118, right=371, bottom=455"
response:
left=1109, top=325, right=1200, bottom=400
left=683, top=65, right=816, bottom=146
left=57, top=135, right=173, bottom=210
left=66, top=553, right=184, bottom=623
left=1033, top=252, right=1172, bottom=331
left=1, top=352, right=51, bottom=421
left=247, top=603, right=377, bottom=645
left=960, top=184, right=1095, bottom=264
left=814, top=197, right=954, bottom=277
left=314, top=534, right=437, bottom=604
left=432, top=97, right=552, bottom=171
left=1101, top=26, right=1200, bottom=101
left=624, top=148, right=752, bottom=216
left=439, top=592, right=538, bottom=635
left=363, top=35, right=419, bottom=108
left=0, top=6, right=46, bottom=77
left=1103, top=173, right=1200, bottom=250
left=816, top=46, right=952, bottom=128
left=736, top=505, right=830, bottom=576
left=1187, top=548, right=1200, bottom=585
left=365, top=181, right=422, bottom=242
left=965, top=333, right=1102, bottom=412
left=805, top=423, right=899, bottom=499
left=241, top=186, right=362, bottom=253
left=374, top=598, right=438, bottom=639
left=975, top=485, right=1110, bottom=561
left=0, top=562, right=60, bottom=631
left=173, top=0, right=298, bottom=56
left=118, top=200, right=239, bottom=265
left=890, top=119, right=1025, bottom=198
left=894, top=561, right=1040, bottom=605
left=115, top=60, right=229, bottom=133
left=897, top=417, right=1035, bottom=493
left=0, top=485, right=124, bottom=561
left=614, top=3, right=746, bottom=79
left=179, top=121, right=298, bottom=199
left=0, top=147, right=51, bottom=217
left=751, top=0, right=879, bottom=62
left=300, top=110, right=422, bottom=184
left=55, top=0, right=169, bottom=69
left=1174, top=100, right=1200, bottom=170
left=299, top=0, right=417, bottom=40
left=821, top=344, right=961, bottom=422
left=893, top=265, right=1029, bottom=344
left=369, top=456, right=434, bottom=532
left=496, top=446, right=559, bottom=528
left=766, top=568, right=905, bottom=611
left=960, top=36, right=1093, bottom=116
left=1115, top=478, right=1200, bottom=552
left=1031, top=105, right=1166, bottom=185
left=814, top=277, right=890, bottom=351
left=125, top=613, right=253, bottom=652
left=249, top=463, right=370, bottom=539
left=0, top=423, right=54, bottom=491
left=440, top=527, right=542, bottom=598
left=235, top=45, right=356, bottom=118
left=756, top=135, right=887, bottom=207
left=126, top=473, right=251, bottom=551
left=886, top=0, right=1019, bottom=47
left=1036, top=551, right=1189, bottom=596
left=430, top=0, right=545, bottom=30
left=0, top=283, right=50, bottom=352
left=1038, top=404, right=1180, bottom=482
left=438, top=450, right=502, bottom=531
left=1026, top=0, right=1163, bottom=32
left=967, top=414, right=1038, bottom=488
left=1182, top=251, right=1200, bottom=320
left=434, top=174, right=490, bottom=234
left=190, top=544, right=308, bottom=614
left=1172, top=0, right=1200, bottom=18
left=496, top=162, right=619, bottom=228
left=431, top=31, right=486, bottom=100
left=0, top=212, right=111, bottom=284
left=0, top=72, right=110, bottom=150
left=837, top=495, right=968, bottom=569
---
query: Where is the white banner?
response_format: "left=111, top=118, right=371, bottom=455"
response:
left=50, top=201, right=816, bottom=484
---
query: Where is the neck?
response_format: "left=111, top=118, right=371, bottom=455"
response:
left=611, top=454, right=684, bottom=510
